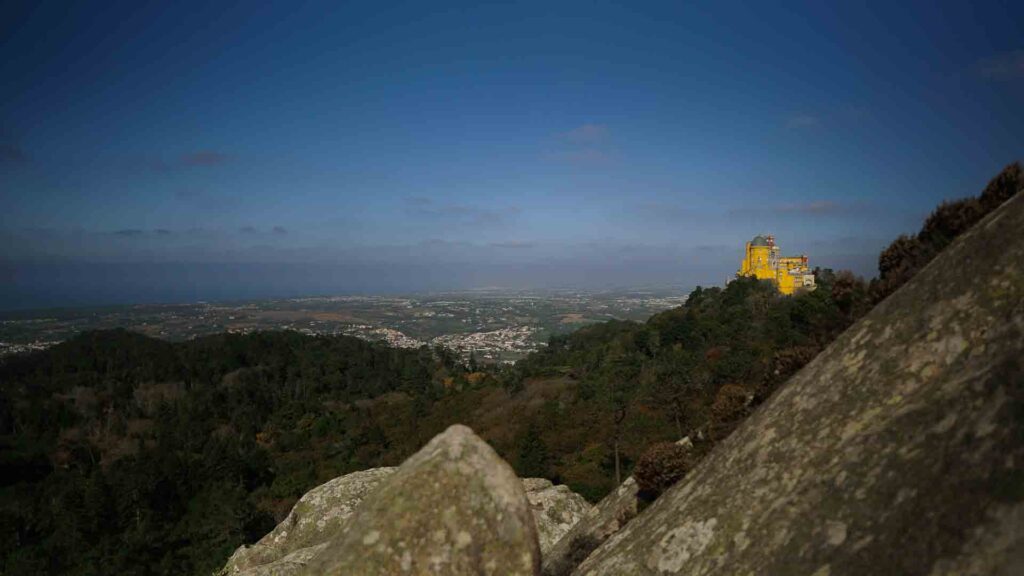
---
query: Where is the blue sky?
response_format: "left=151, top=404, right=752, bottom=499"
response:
left=1, top=0, right=1022, bottom=308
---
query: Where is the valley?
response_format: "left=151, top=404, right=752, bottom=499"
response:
left=0, top=288, right=688, bottom=363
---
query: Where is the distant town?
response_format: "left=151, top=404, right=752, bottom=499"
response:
left=0, top=288, right=689, bottom=364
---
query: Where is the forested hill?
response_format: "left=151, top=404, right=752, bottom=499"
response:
left=1, top=163, right=1020, bottom=576
left=0, top=330, right=477, bottom=574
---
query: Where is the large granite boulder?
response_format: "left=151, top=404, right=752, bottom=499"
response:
left=221, top=466, right=591, bottom=574
left=223, top=467, right=397, bottom=574
left=304, top=424, right=541, bottom=575
left=573, top=194, right=1024, bottom=574
left=227, top=544, right=330, bottom=576
left=523, top=478, right=593, bottom=554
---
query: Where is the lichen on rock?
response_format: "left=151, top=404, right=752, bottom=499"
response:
left=220, top=454, right=591, bottom=575
left=542, top=476, right=642, bottom=576
left=523, top=478, right=594, bottom=554
left=303, top=424, right=541, bottom=575
left=223, top=467, right=397, bottom=575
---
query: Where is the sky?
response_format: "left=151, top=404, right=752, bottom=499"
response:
left=1, top=0, right=1022, bottom=309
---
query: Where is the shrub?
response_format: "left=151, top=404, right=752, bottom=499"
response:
left=919, top=198, right=983, bottom=247
left=633, top=441, right=694, bottom=499
left=979, top=161, right=1022, bottom=211
left=710, top=384, right=751, bottom=423
left=707, top=383, right=753, bottom=441
left=831, top=271, right=869, bottom=320
left=763, top=346, right=820, bottom=398
left=872, top=161, right=1021, bottom=304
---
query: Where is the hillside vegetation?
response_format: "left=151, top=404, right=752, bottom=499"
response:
left=0, top=163, right=1019, bottom=575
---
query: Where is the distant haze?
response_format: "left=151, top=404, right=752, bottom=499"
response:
left=2, top=1, right=1022, bottom=309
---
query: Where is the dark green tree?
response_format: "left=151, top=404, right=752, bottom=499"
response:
left=516, top=421, right=551, bottom=478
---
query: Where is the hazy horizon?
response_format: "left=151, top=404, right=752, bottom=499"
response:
left=2, top=1, right=1022, bottom=309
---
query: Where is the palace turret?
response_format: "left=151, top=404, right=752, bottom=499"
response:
left=738, top=234, right=815, bottom=295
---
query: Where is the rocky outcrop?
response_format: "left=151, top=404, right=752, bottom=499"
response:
left=223, top=467, right=397, bottom=574
left=228, top=544, right=329, bottom=576
left=542, top=477, right=641, bottom=576
left=304, top=424, right=540, bottom=575
left=573, top=194, right=1024, bottom=573
left=222, top=465, right=590, bottom=574
left=523, top=478, right=593, bottom=554
left=542, top=437, right=695, bottom=576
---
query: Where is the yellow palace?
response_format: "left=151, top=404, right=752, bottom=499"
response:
left=738, top=234, right=816, bottom=295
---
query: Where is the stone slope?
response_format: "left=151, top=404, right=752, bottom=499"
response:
left=573, top=193, right=1024, bottom=574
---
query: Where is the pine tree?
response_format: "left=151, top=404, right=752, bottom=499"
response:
left=516, top=421, right=551, bottom=478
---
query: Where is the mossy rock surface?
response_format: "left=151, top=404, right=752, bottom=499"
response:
left=523, top=478, right=594, bottom=554
left=223, top=467, right=397, bottom=575
left=304, top=424, right=541, bottom=575
left=222, top=458, right=591, bottom=575
left=542, top=476, right=641, bottom=576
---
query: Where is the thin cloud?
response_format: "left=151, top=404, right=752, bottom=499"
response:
left=235, top=225, right=289, bottom=236
left=548, top=123, right=615, bottom=166
left=405, top=196, right=433, bottom=207
left=112, top=229, right=145, bottom=237
left=694, top=244, right=731, bottom=253
left=786, top=114, right=820, bottom=129
left=0, top=143, right=28, bottom=164
left=553, top=149, right=613, bottom=165
left=776, top=200, right=842, bottom=214
left=633, top=202, right=697, bottom=223
left=172, top=189, right=242, bottom=212
left=146, top=151, right=231, bottom=173
left=181, top=150, right=230, bottom=166
left=418, top=238, right=473, bottom=249
left=730, top=201, right=869, bottom=217
left=489, top=241, right=535, bottom=249
left=154, top=229, right=173, bottom=235
left=559, top=123, right=609, bottom=144
left=978, top=51, right=1024, bottom=81
left=404, top=197, right=519, bottom=225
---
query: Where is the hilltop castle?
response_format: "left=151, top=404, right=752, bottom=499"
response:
left=738, top=234, right=816, bottom=295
